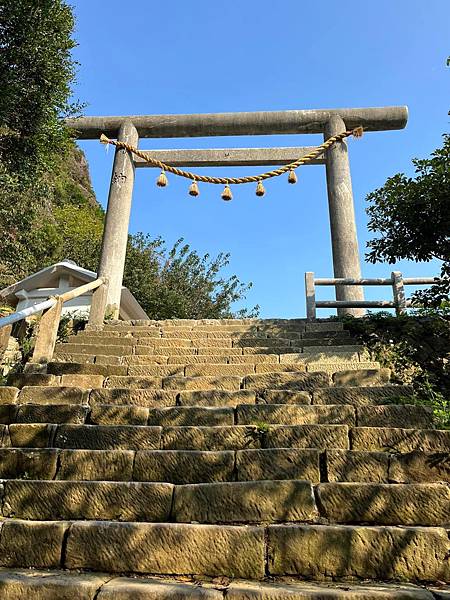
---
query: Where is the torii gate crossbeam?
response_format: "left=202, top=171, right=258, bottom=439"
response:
left=66, top=106, right=408, bottom=321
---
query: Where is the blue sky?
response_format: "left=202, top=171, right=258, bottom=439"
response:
left=71, top=1, right=449, bottom=318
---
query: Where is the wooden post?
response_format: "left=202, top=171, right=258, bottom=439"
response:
left=324, top=116, right=365, bottom=317
left=392, top=271, right=407, bottom=316
left=88, top=279, right=109, bottom=327
left=31, top=298, right=63, bottom=365
left=97, top=121, right=138, bottom=319
left=305, top=272, right=316, bottom=321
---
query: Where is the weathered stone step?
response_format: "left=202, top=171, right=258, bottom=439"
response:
left=236, top=403, right=434, bottom=428
left=267, top=524, right=449, bottom=581
left=54, top=339, right=361, bottom=358
left=1, top=480, right=174, bottom=521
left=324, top=448, right=445, bottom=484
left=42, top=360, right=388, bottom=389
left=0, top=404, right=89, bottom=424
left=172, top=480, right=319, bottom=524
left=312, top=385, right=414, bottom=406
left=0, top=569, right=439, bottom=599
left=351, top=427, right=450, bottom=452
left=316, top=482, right=450, bottom=526
left=7, top=424, right=162, bottom=450
left=162, top=424, right=350, bottom=451
left=0, top=447, right=319, bottom=483
left=174, top=480, right=449, bottom=526
left=243, top=372, right=330, bottom=392
left=3, top=423, right=349, bottom=451
left=0, top=519, right=446, bottom=582
left=3, top=423, right=450, bottom=453
left=72, top=328, right=352, bottom=342
left=51, top=349, right=366, bottom=369
left=101, top=318, right=344, bottom=331
left=1, top=446, right=448, bottom=485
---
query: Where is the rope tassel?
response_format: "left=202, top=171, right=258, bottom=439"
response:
left=255, top=180, right=265, bottom=197
left=221, top=184, right=232, bottom=201
left=288, top=169, right=297, bottom=184
left=189, top=180, right=200, bottom=197
left=352, top=126, right=364, bottom=138
left=157, top=170, right=168, bottom=187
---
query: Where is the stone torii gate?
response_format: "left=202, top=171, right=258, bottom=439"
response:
left=66, top=106, right=408, bottom=321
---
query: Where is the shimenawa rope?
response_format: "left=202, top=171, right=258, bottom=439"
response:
left=100, top=126, right=364, bottom=200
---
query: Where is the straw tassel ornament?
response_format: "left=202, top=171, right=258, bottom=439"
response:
left=288, top=169, right=297, bottom=184
left=255, top=180, right=265, bottom=197
left=157, top=170, right=168, bottom=187
left=189, top=180, right=200, bottom=197
left=221, top=184, right=232, bottom=201
left=352, top=126, right=364, bottom=138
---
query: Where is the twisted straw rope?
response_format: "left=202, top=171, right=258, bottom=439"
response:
left=100, top=126, right=363, bottom=186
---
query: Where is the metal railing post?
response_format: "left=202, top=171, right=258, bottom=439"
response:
left=305, top=272, right=316, bottom=321
left=391, top=271, right=407, bottom=316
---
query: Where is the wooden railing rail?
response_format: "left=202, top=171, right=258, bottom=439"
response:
left=305, top=271, right=440, bottom=321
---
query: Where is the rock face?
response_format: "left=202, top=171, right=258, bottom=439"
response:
left=0, top=318, right=448, bottom=598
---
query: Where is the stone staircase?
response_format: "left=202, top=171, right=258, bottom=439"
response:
left=0, top=318, right=448, bottom=599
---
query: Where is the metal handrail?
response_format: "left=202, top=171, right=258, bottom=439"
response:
left=0, top=298, right=57, bottom=329
left=305, top=271, right=442, bottom=320
left=0, top=277, right=105, bottom=330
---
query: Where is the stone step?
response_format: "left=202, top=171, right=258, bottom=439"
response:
left=0, top=569, right=439, bottom=599
left=243, top=372, right=330, bottom=391
left=351, top=427, right=450, bottom=453
left=1, top=480, right=174, bottom=521
left=315, top=482, right=450, bottom=526
left=4, top=423, right=351, bottom=451
left=0, top=447, right=448, bottom=484
left=46, top=360, right=381, bottom=380
left=313, top=385, right=414, bottom=406
left=173, top=480, right=317, bottom=524
left=161, top=424, right=350, bottom=451
left=0, top=404, right=89, bottom=424
left=327, top=449, right=446, bottom=484
left=4, top=423, right=450, bottom=453
left=3, top=422, right=448, bottom=453
left=236, top=403, right=434, bottom=428
left=101, top=319, right=344, bottom=332
left=53, top=349, right=366, bottom=367
left=0, top=519, right=447, bottom=582
left=174, top=480, right=449, bottom=526
left=72, top=329, right=352, bottom=342
left=54, top=340, right=361, bottom=359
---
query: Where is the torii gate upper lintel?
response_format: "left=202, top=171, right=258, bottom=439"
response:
left=66, top=106, right=408, bottom=321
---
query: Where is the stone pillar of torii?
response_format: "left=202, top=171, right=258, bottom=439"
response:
left=66, top=106, right=408, bottom=320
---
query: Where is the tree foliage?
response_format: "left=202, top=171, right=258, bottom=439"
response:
left=366, top=135, right=450, bottom=306
left=123, top=235, right=258, bottom=320
left=0, top=0, right=79, bottom=180
left=0, top=0, right=82, bottom=284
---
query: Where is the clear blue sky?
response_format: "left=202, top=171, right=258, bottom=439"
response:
left=71, top=1, right=449, bottom=318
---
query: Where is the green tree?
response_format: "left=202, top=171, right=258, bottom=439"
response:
left=0, top=0, right=82, bottom=284
left=0, top=0, right=79, bottom=179
left=366, top=135, right=450, bottom=307
left=123, top=234, right=259, bottom=320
